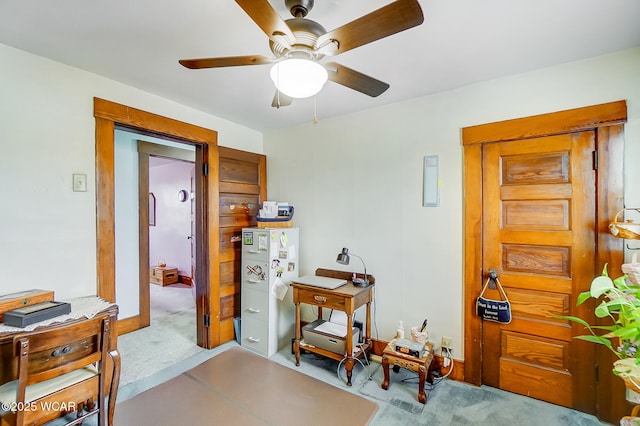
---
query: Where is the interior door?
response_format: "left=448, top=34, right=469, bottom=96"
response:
left=481, top=132, right=596, bottom=409
left=214, top=147, right=267, bottom=344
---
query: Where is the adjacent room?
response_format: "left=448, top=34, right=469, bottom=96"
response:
left=1, top=0, right=639, bottom=425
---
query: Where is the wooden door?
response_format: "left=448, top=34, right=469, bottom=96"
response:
left=463, top=100, right=627, bottom=422
left=214, top=147, right=266, bottom=344
left=481, top=132, right=596, bottom=409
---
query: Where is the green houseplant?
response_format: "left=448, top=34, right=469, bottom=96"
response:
left=563, top=264, right=640, bottom=391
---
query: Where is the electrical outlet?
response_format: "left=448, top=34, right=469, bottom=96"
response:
left=441, top=336, right=453, bottom=355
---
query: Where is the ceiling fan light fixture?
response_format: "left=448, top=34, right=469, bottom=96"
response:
left=270, top=58, right=328, bottom=99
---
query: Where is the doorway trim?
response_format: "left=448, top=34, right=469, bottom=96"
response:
left=94, top=97, right=220, bottom=349
left=462, top=100, right=626, bottom=420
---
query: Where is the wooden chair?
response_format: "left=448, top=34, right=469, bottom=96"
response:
left=0, top=315, right=120, bottom=426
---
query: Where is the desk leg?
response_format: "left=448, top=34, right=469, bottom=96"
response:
left=294, top=302, right=301, bottom=367
left=418, top=364, right=427, bottom=404
left=381, top=355, right=390, bottom=390
left=345, top=358, right=355, bottom=386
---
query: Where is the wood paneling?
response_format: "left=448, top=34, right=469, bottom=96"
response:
left=500, top=359, right=572, bottom=407
left=220, top=158, right=259, bottom=184
left=508, top=288, right=569, bottom=320
left=502, top=244, right=570, bottom=277
left=502, top=200, right=569, bottom=230
left=502, top=331, right=569, bottom=370
left=502, top=152, right=569, bottom=184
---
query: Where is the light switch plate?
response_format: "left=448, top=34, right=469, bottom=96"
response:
left=73, top=173, right=87, bottom=192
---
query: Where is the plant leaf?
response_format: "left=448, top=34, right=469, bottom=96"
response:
left=557, top=315, right=590, bottom=327
left=576, top=335, right=614, bottom=349
left=576, top=291, right=592, bottom=306
left=591, top=275, right=614, bottom=298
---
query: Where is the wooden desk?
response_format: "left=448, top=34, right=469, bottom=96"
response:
left=291, top=269, right=374, bottom=386
left=381, top=340, right=434, bottom=404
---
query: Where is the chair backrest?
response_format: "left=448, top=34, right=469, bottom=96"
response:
left=11, top=315, right=110, bottom=425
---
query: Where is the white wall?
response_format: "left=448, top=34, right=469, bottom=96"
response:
left=149, top=161, right=194, bottom=277
left=264, top=47, right=640, bottom=358
left=2, top=39, right=638, bottom=359
left=0, top=43, right=262, bottom=300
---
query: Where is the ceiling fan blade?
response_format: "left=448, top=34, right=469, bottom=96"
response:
left=316, top=0, right=424, bottom=56
left=271, top=90, right=294, bottom=108
left=179, top=55, right=274, bottom=69
left=326, top=62, right=390, bottom=97
left=235, top=0, right=296, bottom=48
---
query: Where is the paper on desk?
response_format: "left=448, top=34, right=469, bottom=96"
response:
left=314, top=321, right=348, bottom=338
left=271, top=277, right=288, bottom=301
left=329, top=310, right=348, bottom=326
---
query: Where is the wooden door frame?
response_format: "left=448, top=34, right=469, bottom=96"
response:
left=94, top=97, right=220, bottom=349
left=462, top=100, right=627, bottom=420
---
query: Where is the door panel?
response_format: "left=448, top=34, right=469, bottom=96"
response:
left=215, top=147, right=266, bottom=343
left=481, top=131, right=596, bottom=408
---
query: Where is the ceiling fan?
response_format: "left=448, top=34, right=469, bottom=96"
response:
left=179, top=0, right=424, bottom=108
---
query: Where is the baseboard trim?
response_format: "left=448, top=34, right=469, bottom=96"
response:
left=179, top=275, right=193, bottom=286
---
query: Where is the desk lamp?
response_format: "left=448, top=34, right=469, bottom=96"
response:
left=336, top=247, right=369, bottom=287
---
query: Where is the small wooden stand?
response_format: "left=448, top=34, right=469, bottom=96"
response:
left=381, top=340, right=434, bottom=404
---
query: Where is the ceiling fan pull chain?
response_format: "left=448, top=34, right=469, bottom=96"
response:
left=276, top=66, right=280, bottom=105
left=313, top=95, right=318, bottom=124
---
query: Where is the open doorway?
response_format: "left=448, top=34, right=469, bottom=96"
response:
left=114, top=129, right=199, bottom=334
left=147, top=154, right=196, bottom=321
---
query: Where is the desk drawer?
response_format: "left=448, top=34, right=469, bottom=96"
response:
left=241, top=288, right=269, bottom=322
left=295, top=290, right=346, bottom=311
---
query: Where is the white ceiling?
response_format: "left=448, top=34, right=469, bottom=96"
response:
left=1, top=0, right=639, bottom=132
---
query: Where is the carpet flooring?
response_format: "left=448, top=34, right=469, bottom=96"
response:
left=114, top=347, right=379, bottom=426
left=44, top=286, right=610, bottom=425
left=117, top=307, right=202, bottom=386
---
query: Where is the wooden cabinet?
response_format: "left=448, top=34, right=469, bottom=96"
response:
left=240, top=227, right=298, bottom=356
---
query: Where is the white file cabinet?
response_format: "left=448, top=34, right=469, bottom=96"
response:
left=241, top=227, right=299, bottom=356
